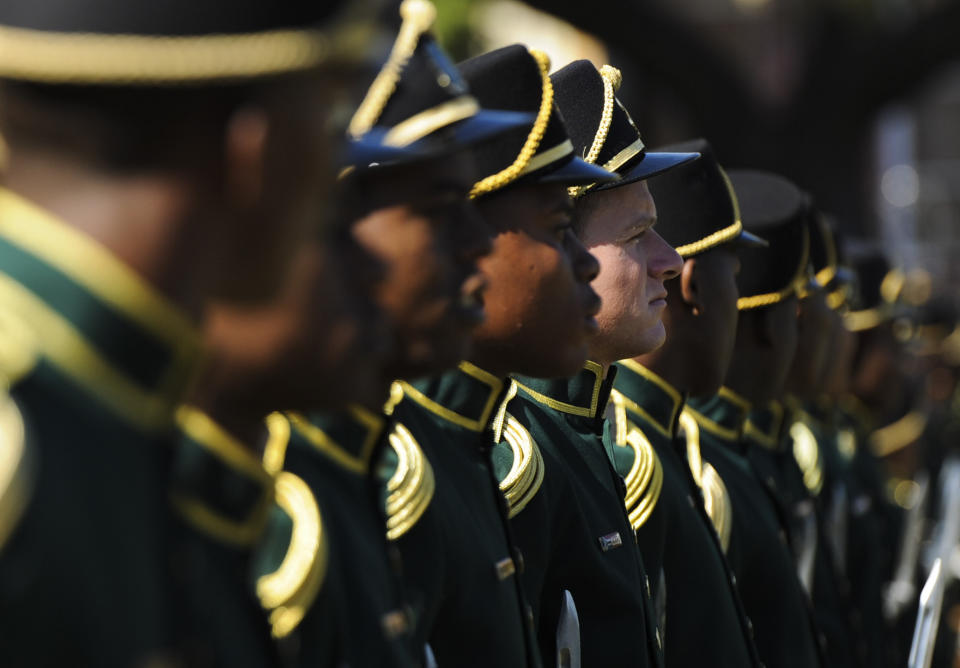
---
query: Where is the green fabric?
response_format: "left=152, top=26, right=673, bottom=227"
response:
left=255, top=410, right=420, bottom=668
left=689, top=392, right=826, bottom=668
left=387, top=367, right=541, bottom=668
left=609, top=363, right=761, bottom=668
left=500, top=365, right=664, bottom=668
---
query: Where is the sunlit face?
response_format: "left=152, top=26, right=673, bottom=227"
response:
left=577, top=180, right=683, bottom=365
left=348, top=151, right=491, bottom=380
left=469, top=183, right=601, bottom=379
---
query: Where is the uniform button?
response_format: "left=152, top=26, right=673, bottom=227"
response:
left=778, top=530, right=788, bottom=544
left=655, top=628, right=662, bottom=649
left=645, top=575, right=652, bottom=598
left=687, top=494, right=695, bottom=508
left=513, top=548, right=525, bottom=575
left=730, top=574, right=737, bottom=586
left=766, top=476, right=776, bottom=489
left=746, top=617, right=754, bottom=637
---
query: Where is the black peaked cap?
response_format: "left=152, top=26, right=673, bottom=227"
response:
left=346, top=30, right=531, bottom=168
left=808, top=210, right=840, bottom=289
left=0, top=0, right=383, bottom=84
left=551, top=60, right=698, bottom=195
left=728, top=169, right=810, bottom=309
left=458, top=45, right=616, bottom=195
left=647, top=138, right=766, bottom=257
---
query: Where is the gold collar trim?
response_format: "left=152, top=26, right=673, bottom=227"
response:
left=515, top=360, right=604, bottom=419
left=614, top=359, right=683, bottom=438
left=286, top=407, right=383, bottom=474
left=398, top=361, right=503, bottom=432
left=743, top=401, right=785, bottom=450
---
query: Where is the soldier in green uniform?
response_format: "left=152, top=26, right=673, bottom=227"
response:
left=494, top=60, right=702, bottom=667
left=685, top=169, right=827, bottom=668
left=381, top=44, right=621, bottom=668
left=589, top=131, right=765, bottom=667
left=0, top=1, right=384, bottom=664
left=247, top=4, right=532, bottom=665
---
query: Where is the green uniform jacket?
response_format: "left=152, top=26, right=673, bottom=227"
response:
left=386, top=362, right=540, bottom=668
left=169, top=408, right=282, bottom=667
left=495, top=362, right=663, bottom=668
left=254, top=408, right=420, bottom=668
left=687, top=391, right=825, bottom=668
left=0, top=188, right=274, bottom=666
left=606, top=362, right=761, bottom=668
left=781, top=400, right=865, bottom=668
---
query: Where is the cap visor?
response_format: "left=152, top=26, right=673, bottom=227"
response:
left=342, top=130, right=424, bottom=168
left=537, top=156, right=619, bottom=186
left=595, top=151, right=700, bottom=192
left=734, top=229, right=769, bottom=249
left=451, top=109, right=535, bottom=147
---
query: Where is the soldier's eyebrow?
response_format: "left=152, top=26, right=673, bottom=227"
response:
left=617, top=212, right=657, bottom=242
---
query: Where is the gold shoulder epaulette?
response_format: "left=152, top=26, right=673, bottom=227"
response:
left=621, top=427, right=663, bottom=531
left=790, top=419, right=824, bottom=495
left=700, top=463, right=733, bottom=552
left=609, top=390, right=663, bottom=530
left=679, top=410, right=732, bottom=550
left=256, top=471, right=329, bottom=640
left=384, top=422, right=435, bottom=541
left=0, top=391, right=32, bottom=551
left=0, top=307, right=40, bottom=388
left=498, top=413, right=545, bottom=518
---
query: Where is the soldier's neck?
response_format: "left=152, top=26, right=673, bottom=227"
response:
left=632, top=343, right=693, bottom=397
left=4, top=153, right=213, bottom=322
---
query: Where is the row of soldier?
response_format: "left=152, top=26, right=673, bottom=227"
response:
left=0, top=0, right=949, bottom=666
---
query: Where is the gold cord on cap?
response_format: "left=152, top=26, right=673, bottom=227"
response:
left=569, top=64, right=621, bottom=199
left=347, top=0, right=437, bottom=138
left=737, top=223, right=810, bottom=311
left=469, top=48, right=553, bottom=198
left=674, top=167, right=744, bottom=258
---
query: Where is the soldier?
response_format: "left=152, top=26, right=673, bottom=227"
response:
left=495, top=60, right=699, bottom=666
left=251, top=3, right=530, bottom=665
left=589, top=134, right=765, bottom=667
left=685, top=169, right=827, bottom=668
left=0, top=0, right=383, bottom=664
left=382, top=44, right=618, bottom=668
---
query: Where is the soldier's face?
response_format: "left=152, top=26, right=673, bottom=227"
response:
left=200, top=239, right=388, bottom=412
left=733, top=296, right=799, bottom=400
left=576, top=180, right=683, bottom=365
left=221, top=66, right=367, bottom=305
left=468, top=183, right=601, bottom=379
left=348, top=151, right=492, bottom=381
left=675, top=247, right=741, bottom=397
left=786, top=287, right=833, bottom=396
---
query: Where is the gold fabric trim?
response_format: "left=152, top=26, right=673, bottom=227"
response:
left=171, top=407, right=274, bottom=546
left=624, top=425, right=663, bottom=531
left=256, top=472, right=328, bottom=639
left=287, top=411, right=378, bottom=474
left=568, top=64, right=621, bottom=199
left=398, top=361, right=503, bottom=432
left=385, top=422, right=435, bottom=540
left=701, top=463, right=733, bottom=553
left=0, top=24, right=354, bottom=84
left=382, top=95, right=480, bottom=147
left=615, top=360, right=683, bottom=438
left=498, top=413, right=545, bottom=518
left=470, top=48, right=553, bottom=198
left=602, top=136, right=645, bottom=174
left=737, top=223, right=810, bottom=311
left=514, top=139, right=574, bottom=179
left=674, top=168, right=744, bottom=258
left=844, top=306, right=890, bottom=332
left=348, top=0, right=437, bottom=137
left=262, top=412, right=292, bottom=476
left=514, top=360, right=604, bottom=419
left=743, top=401, right=784, bottom=450
left=790, top=420, right=823, bottom=495
left=0, top=393, right=32, bottom=550
left=869, top=411, right=927, bottom=458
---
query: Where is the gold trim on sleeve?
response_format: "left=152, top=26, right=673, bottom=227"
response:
left=385, top=423, right=435, bottom=540
left=256, top=472, right=328, bottom=639
left=498, top=414, right=545, bottom=518
left=0, top=393, right=32, bottom=550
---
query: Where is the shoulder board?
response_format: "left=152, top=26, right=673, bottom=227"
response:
left=790, top=419, right=824, bottom=495
left=384, top=422, right=435, bottom=541
left=700, top=462, right=733, bottom=553
left=0, top=391, right=33, bottom=551
left=621, top=425, right=664, bottom=531
left=256, top=471, right=329, bottom=639
left=498, top=413, right=545, bottom=518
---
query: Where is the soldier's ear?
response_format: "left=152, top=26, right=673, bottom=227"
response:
left=223, top=107, right=270, bottom=208
left=679, top=257, right=703, bottom=315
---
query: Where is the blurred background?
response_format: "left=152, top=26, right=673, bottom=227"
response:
left=431, top=0, right=960, bottom=292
